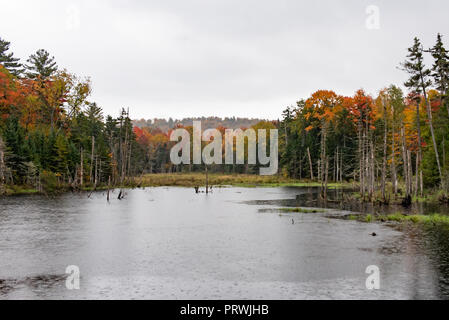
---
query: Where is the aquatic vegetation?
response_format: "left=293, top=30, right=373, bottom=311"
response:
left=343, top=212, right=449, bottom=228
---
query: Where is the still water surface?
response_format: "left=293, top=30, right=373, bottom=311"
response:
left=0, top=187, right=448, bottom=299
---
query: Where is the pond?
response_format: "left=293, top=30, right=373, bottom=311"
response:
left=0, top=187, right=448, bottom=299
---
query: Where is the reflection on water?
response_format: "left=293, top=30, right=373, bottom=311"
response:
left=244, top=187, right=449, bottom=215
left=0, top=275, right=66, bottom=296
left=0, top=186, right=448, bottom=299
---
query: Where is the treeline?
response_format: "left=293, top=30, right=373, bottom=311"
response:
left=0, top=36, right=274, bottom=194
left=2, top=33, right=449, bottom=201
left=278, top=34, right=449, bottom=202
left=133, top=120, right=277, bottom=174
left=133, top=117, right=265, bottom=133
left=0, top=37, right=149, bottom=194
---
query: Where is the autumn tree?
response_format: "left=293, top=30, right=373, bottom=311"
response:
left=304, top=90, right=343, bottom=199
left=348, top=90, right=377, bottom=200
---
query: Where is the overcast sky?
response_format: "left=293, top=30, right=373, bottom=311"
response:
left=1, top=0, right=448, bottom=120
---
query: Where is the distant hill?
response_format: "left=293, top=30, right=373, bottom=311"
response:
left=132, top=117, right=267, bottom=132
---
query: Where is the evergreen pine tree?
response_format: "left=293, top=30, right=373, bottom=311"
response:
left=402, top=37, right=432, bottom=94
left=3, top=116, right=30, bottom=183
left=430, top=33, right=449, bottom=116
left=85, top=103, right=104, bottom=134
left=25, top=49, right=58, bottom=79
left=401, top=37, right=443, bottom=185
left=54, top=134, right=69, bottom=175
left=0, top=37, right=23, bottom=77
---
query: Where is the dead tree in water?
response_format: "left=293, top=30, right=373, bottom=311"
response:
left=118, top=108, right=131, bottom=185
left=307, top=147, right=314, bottom=180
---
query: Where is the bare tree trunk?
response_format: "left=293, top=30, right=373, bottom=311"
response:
left=336, top=147, right=339, bottom=183
left=90, top=136, right=95, bottom=184
left=400, top=122, right=409, bottom=197
left=359, top=124, right=364, bottom=199
left=370, top=139, right=375, bottom=201
left=415, top=100, right=423, bottom=197
left=382, top=99, right=388, bottom=202
left=332, top=152, right=337, bottom=181
left=324, top=157, right=329, bottom=201
left=94, top=155, right=98, bottom=186
left=80, top=148, right=84, bottom=187
left=422, top=84, right=443, bottom=187
left=340, top=149, right=343, bottom=182
left=307, top=147, right=314, bottom=180
left=407, top=150, right=413, bottom=196
left=419, top=170, right=424, bottom=197
left=391, top=113, right=398, bottom=196
left=414, top=153, right=419, bottom=197
left=363, top=124, right=368, bottom=200
left=121, top=123, right=129, bottom=184
left=107, top=176, right=110, bottom=202
left=98, top=158, right=102, bottom=184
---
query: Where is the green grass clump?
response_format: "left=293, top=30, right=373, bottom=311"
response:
left=384, top=213, right=449, bottom=226
left=344, top=212, right=449, bottom=228
left=4, top=185, right=39, bottom=196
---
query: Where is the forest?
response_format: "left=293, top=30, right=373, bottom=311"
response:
left=278, top=34, right=449, bottom=203
left=1, top=34, right=449, bottom=203
left=0, top=37, right=149, bottom=194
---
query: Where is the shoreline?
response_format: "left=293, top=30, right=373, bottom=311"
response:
left=1, top=173, right=446, bottom=207
left=1, top=173, right=351, bottom=196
